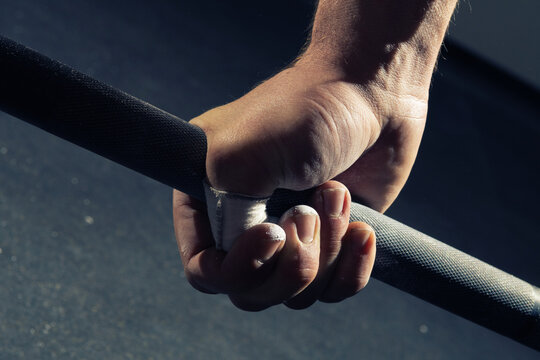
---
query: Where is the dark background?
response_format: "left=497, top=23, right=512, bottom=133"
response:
left=1, top=0, right=539, bottom=358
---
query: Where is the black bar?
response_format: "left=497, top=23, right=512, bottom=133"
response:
left=1, top=35, right=538, bottom=350
left=0, top=35, right=207, bottom=201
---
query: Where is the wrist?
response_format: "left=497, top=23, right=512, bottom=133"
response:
left=295, top=46, right=429, bottom=131
left=300, top=33, right=438, bottom=101
left=298, top=0, right=457, bottom=102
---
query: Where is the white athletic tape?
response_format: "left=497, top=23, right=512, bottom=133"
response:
left=204, top=182, right=272, bottom=251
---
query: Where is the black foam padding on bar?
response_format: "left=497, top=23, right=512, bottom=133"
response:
left=0, top=35, right=207, bottom=201
left=1, top=36, right=538, bottom=350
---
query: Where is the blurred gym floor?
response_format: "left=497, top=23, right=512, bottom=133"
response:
left=1, top=1, right=538, bottom=358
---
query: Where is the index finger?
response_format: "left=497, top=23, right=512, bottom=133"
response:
left=172, top=189, right=286, bottom=295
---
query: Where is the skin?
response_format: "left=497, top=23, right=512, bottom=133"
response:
left=173, top=0, right=458, bottom=310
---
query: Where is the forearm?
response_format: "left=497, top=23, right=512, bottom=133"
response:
left=299, top=0, right=458, bottom=100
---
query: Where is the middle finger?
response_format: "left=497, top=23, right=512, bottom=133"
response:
left=284, top=180, right=351, bottom=309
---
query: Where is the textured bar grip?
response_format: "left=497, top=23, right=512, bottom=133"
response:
left=352, top=202, right=540, bottom=349
left=1, top=36, right=539, bottom=350
left=0, top=36, right=207, bottom=201
left=266, top=190, right=540, bottom=349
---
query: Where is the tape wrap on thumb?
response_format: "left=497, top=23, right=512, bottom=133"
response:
left=203, top=182, right=272, bottom=251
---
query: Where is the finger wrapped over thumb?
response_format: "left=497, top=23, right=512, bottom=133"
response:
left=228, top=205, right=321, bottom=311
left=220, top=223, right=286, bottom=293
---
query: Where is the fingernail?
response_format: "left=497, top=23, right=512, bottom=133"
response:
left=350, top=228, right=373, bottom=249
left=321, top=188, right=346, bottom=218
left=255, top=225, right=286, bottom=266
left=290, top=205, right=318, bottom=244
left=265, top=225, right=286, bottom=242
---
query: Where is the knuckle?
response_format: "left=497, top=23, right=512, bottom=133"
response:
left=291, top=268, right=318, bottom=291
left=297, top=266, right=318, bottom=285
left=287, top=254, right=319, bottom=287
left=284, top=137, right=328, bottom=189
left=277, top=113, right=336, bottom=190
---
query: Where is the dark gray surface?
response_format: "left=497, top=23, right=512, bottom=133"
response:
left=0, top=0, right=538, bottom=358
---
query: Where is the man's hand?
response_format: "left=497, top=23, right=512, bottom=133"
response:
left=188, top=60, right=427, bottom=212
left=174, top=181, right=376, bottom=310
left=173, top=0, right=457, bottom=310
left=172, top=59, right=421, bottom=310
